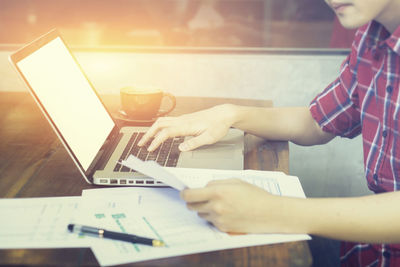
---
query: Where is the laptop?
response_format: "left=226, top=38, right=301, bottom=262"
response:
left=9, top=29, right=244, bottom=186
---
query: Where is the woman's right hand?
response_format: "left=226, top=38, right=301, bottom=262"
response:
left=138, top=104, right=238, bottom=152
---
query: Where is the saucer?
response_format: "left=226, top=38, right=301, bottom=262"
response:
left=114, top=110, right=157, bottom=124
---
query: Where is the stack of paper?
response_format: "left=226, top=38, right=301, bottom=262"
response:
left=0, top=197, right=89, bottom=249
left=0, top=156, right=310, bottom=266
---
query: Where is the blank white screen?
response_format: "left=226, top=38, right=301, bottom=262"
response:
left=17, top=37, right=115, bottom=171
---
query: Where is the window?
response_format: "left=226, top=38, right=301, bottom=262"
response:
left=0, top=0, right=355, bottom=49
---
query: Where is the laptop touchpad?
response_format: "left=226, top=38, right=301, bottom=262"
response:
left=190, top=144, right=236, bottom=159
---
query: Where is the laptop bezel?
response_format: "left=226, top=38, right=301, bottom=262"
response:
left=9, top=29, right=120, bottom=184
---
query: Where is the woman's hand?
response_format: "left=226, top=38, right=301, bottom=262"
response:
left=138, top=104, right=238, bottom=152
left=180, top=178, right=290, bottom=234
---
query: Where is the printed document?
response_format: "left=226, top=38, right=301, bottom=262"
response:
left=81, top=167, right=310, bottom=266
left=0, top=197, right=90, bottom=248
left=0, top=156, right=310, bottom=266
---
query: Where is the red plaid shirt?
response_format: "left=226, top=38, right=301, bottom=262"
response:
left=310, top=20, right=400, bottom=267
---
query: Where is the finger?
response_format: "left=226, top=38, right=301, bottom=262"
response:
left=187, top=199, right=225, bottom=217
left=137, top=127, right=161, bottom=147
left=147, top=128, right=170, bottom=152
left=147, top=127, right=182, bottom=151
left=197, top=212, right=212, bottom=221
left=180, top=187, right=214, bottom=203
left=138, top=118, right=172, bottom=146
left=196, top=213, right=224, bottom=232
left=186, top=202, right=210, bottom=213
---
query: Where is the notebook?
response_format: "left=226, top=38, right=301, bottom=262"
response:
left=9, top=29, right=244, bottom=186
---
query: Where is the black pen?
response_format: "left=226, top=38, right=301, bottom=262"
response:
left=67, top=224, right=165, bottom=247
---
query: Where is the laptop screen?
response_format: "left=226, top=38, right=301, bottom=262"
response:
left=16, top=36, right=115, bottom=171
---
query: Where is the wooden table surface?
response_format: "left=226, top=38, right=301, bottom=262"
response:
left=0, top=91, right=312, bottom=267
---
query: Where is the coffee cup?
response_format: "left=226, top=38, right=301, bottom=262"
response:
left=120, top=86, right=176, bottom=120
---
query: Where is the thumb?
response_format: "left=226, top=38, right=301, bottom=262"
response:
left=179, top=133, right=214, bottom=151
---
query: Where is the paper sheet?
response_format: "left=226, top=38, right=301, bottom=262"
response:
left=121, top=155, right=296, bottom=194
left=165, top=167, right=301, bottom=196
left=81, top=170, right=310, bottom=266
left=0, top=197, right=90, bottom=248
left=0, top=162, right=310, bottom=266
left=121, top=155, right=188, bottom=190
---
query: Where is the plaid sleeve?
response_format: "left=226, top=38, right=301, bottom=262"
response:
left=309, top=50, right=362, bottom=139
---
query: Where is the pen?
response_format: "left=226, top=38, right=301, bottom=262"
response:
left=67, top=223, right=165, bottom=247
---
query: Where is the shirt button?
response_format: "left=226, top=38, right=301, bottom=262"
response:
left=382, top=130, right=388, bottom=138
left=386, top=85, right=393, bottom=93
left=373, top=174, right=378, bottom=180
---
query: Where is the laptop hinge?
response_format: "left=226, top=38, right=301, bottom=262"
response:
left=86, top=127, right=122, bottom=177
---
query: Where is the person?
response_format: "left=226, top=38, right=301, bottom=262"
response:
left=138, top=0, right=400, bottom=265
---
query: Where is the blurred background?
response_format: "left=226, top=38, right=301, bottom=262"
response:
left=0, top=0, right=355, bottom=49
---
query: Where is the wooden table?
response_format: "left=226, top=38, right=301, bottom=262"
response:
left=0, top=91, right=312, bottom=266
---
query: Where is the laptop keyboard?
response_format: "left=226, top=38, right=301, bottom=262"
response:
left=113, top=132, right=185, bottom=172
